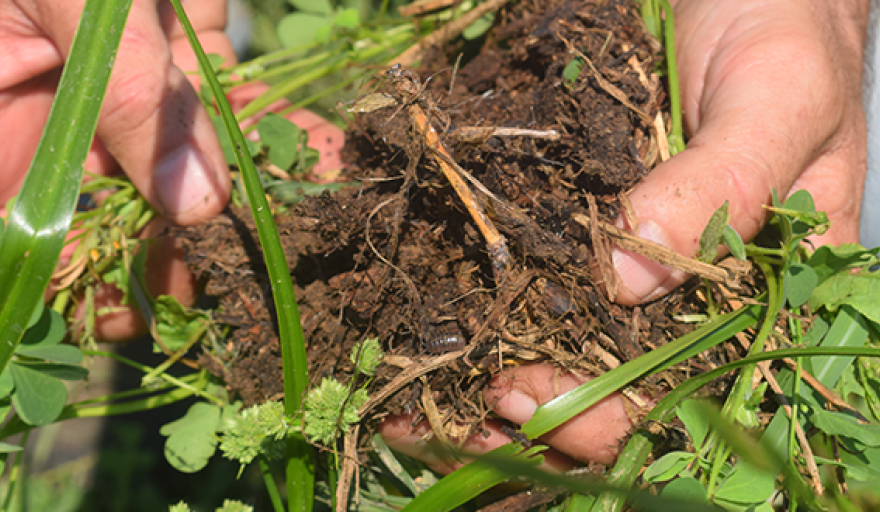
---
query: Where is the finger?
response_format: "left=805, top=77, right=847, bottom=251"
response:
left=485, top=365, right=635, bottom=465
left=156, top=0, right=228, bottom=42
left=379, top=414, right=577, bottom=475
left=0, top=73, right=56, bottom=206
left=29, top=0, right=231, bottom=225
left=612, top=5, right=864, bottom=304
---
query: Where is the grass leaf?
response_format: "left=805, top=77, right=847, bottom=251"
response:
left=0, top=0, right=132, bottom=377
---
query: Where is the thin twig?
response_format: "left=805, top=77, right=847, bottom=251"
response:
left=571, top=213, right=740, bottom=285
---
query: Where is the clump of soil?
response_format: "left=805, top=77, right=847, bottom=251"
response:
left=173, top=0, right=744, bottom=449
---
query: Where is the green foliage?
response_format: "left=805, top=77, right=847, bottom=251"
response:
left=304, top=378, right=368, bottom=445
left=462, top=12, right=494, bottom=40
left=220, top=401, right=293, bottom=468
left=161, top=402, right=225, bottom=473
left=0, top=307, right=87, bottom=427
left=170, top=500, right=254, bottom=512
left=257, top=112, right=315, bottom=171
left=216, top=500, right=255, bottom=512
left=351, top=337, right=382, bottom=376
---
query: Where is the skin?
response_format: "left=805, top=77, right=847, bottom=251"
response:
left=0, top=0, right=345, bottom=340
left=380, top=0, right=871, bottom=472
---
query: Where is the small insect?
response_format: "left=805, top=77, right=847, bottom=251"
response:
left=421, top=324, right=467, bottom=354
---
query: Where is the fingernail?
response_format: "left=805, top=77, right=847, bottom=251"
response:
left=502, top=389, right=539, bottom=425
left=154, top=144, right=216, bottom=217
left=611, top=220, right=675, bottom=301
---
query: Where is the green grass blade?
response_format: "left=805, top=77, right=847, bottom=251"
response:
left=521, top=303, right=763, bottom=438
left=400, top=444, right=545, bottom=512
left=167, top=3, right=314, bottom=510
left=0, top=0, right=133, bottom=375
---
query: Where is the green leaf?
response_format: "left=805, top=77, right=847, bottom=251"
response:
left=0, top=369, right=13, bottom=397
left=838, top=445, right=880, bottom=481
left=160, top=402, right=222, bottom=473
left=401, top=444, right=545, bottom=512
left=15, top=344, right=83, bottom=365
left=713, top=462, right=776, bottom=504
left=153, top=295, right=209, bottom=352
left=290, top=0, right=332, bottom=15
left=810, top=409, right=880, bottom=448
left=0, top=442, right=21, bottom=454
left=9, top=362, right=68, bottom=426
left=352, top=337, right=383, bottom=376
left=20, top=308, right=66, bottom=346
left=265, top=180, right=351, bottom=204
left=643, top=451, right=696, bottom=483
left=463, top=12, right=495, bottom=40
left=810, top=272, right=880, bottom=325
left=12, top=361, right=87, bottom=381
left=661, top=476, right=705, bottom=502
left=562, top=57, right=585, bottom=88
left=696, top=200, right=728, bottom=263
left=803, top=305, right=867, bottom=386
left=677, top=399, right=710, bottom=447
left=278, top=13, right=330, bottom=48
left=0, top=0, right=132, bottom=379
left=808, top=243, right=879, bottom=284
left=333, top=7, right=360, bottom=29
left=721, top=224, right=746, bottom=260
left=786, top=262, right=817, bottom=309
left=257, top=113, right=306, bottom=171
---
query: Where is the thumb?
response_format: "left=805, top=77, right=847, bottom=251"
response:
left=611, top=6, right=864, bottom=305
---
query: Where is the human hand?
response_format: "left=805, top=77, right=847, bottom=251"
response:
left=379, top=0, right=871, bottom=475
left=0, top=0, right=344, bottom=340
left=613, top=0, right=870, bottom=304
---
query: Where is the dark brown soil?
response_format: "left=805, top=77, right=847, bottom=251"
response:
left=172, top=0, right=746, bottom=450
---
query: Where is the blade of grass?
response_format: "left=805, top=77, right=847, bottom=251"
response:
left=167, top=3, right=315, bottom=510
left=402, top=443, right=720, bottom=512
left=0, top=0, right=132, bottom=376
left=521, top=303, right=763, bottom=438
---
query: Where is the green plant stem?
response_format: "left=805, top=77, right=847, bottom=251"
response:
left=167, top=3, right=315, bottom=510
left=0, top=431, right=29, bottom=511
left=702, top=260, right=782, bottom=496
left=0, top=380, right=197, bottom=440
left=260, top=456, right=285, bottom=512
left=658, top=0, right=684, bottom=155
left=140, top=318, right=209, bottom=385
left=86, top=349, right=223, bottom=405
left=235, top=26, right=413, bottom=122
left=705, top=444, right=732, bottom=500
